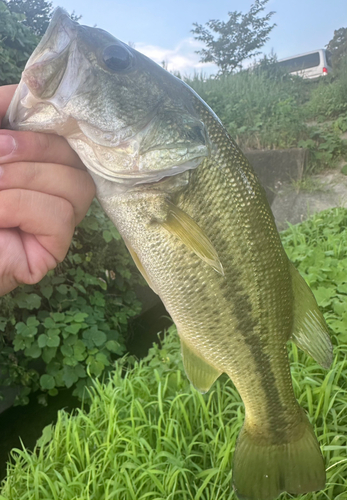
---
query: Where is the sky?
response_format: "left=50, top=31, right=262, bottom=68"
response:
left=51, top=0, right=347, bottom=76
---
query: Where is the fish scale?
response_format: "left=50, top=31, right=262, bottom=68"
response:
left=175, top=113, right=296, bottom=424
left=5, top=9, right=333, bottom=500
left=98, top=106, right=299, bottom=443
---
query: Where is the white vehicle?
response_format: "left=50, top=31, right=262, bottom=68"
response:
left=277, top=49, right=333, bottom=79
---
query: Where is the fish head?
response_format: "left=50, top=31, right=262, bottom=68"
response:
left=6, top=8, right=211, bottom=189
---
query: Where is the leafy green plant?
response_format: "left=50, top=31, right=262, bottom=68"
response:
left=2, top=208, right=347, bottom=499
left=298, top=126, right=347, bottom=170
left=0, top=201, right=143, bottom=405
left=282, top=208, right=347, bottom=344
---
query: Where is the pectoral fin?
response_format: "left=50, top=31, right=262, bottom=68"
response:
left=290, top=262, right=333, bottom=369
left=181, top=338, right=222, bottom=393
left=161, top=200, right=224, bottom=276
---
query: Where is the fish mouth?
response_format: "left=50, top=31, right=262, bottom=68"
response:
left=3, top=8, right=81, bottom=130
left=22, top=9, right=77, bottom=100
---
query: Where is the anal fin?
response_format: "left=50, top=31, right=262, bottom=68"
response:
left=290, top=262, right=333, bottom=369
left=181, top=338, right=222, bottom=393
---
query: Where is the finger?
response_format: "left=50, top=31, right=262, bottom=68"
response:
left=0, top=228, right=58, bottom=290
left=0, top=162, right=96, bottom=224
left=0, top=85, right=17, bottom=122
left=0, top=189, right=75, bottom=263
left=0, top=128, right=85, bottom=170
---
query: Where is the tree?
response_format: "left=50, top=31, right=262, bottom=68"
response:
left=5, top=0, right=53, bottom=36
left=0, top=0, right=82, bottom=85
left=327, top=27, right=347, bottom=69
left=5, top=0, right=81, bottom=37
left=191, top=0, right=275, bottom=75
left=0, top=1, right=39, bottom=85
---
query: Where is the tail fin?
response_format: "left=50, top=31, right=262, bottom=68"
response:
left=232, top=411, right=325, bottom=500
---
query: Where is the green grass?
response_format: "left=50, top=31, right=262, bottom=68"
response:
left=1, top=208, right=347, bottom=500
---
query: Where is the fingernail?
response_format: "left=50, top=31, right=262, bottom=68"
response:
left=0, top=135, right=16, bottom=157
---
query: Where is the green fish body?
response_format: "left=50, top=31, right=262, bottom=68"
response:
left=5, top=9, right=333, bottom=500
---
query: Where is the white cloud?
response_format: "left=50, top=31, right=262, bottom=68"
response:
left=135, top=37, right=218, bottom=77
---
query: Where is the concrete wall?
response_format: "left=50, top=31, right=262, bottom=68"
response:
left=245, top=148, right=308, bottom=205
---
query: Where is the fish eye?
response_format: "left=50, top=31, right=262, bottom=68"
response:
left=102, top=44, right=132, bottom=71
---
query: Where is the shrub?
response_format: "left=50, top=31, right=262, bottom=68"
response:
left=1, top=208, right=347, bottom=499
left=298, top=126, right=347, bottom=171
left=306, top=56, right=347, bottom=119
left=186, top=69, right=309, bottom=150
left=187, top=67, right=347, bottom=171
left=0, top=201, right=143, bottom=405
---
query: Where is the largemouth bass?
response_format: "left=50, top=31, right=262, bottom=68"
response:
left=5, top=9, right=333, bottom=500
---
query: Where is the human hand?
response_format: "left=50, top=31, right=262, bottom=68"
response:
left=0, top=84, right=96, bottom=296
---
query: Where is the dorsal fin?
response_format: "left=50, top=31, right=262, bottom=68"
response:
left=290, top=262, right=333, bottom=369
left=161, top=200, right=224, bottom=276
